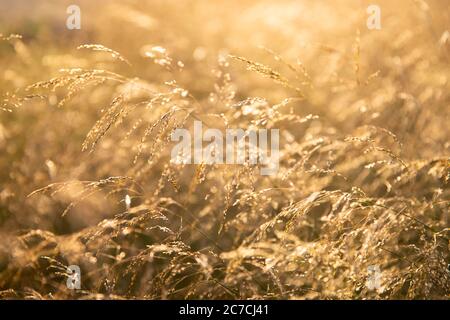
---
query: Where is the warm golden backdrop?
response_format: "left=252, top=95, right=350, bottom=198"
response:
left=0, top=0, right=448, bottom=299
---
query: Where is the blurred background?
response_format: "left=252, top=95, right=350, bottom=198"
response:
left=0, top=0, right=448, bottom=299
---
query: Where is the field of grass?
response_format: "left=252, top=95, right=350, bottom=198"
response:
left=0, top=0, right=449, bottom=299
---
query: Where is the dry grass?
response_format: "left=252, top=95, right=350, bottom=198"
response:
left=0, top=0, right=448, bottom=299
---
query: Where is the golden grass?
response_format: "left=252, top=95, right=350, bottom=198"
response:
left=0, top=0, right=448, bottom=299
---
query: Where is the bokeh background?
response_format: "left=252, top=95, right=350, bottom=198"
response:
left=0, top=0, right=449, bottom=299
